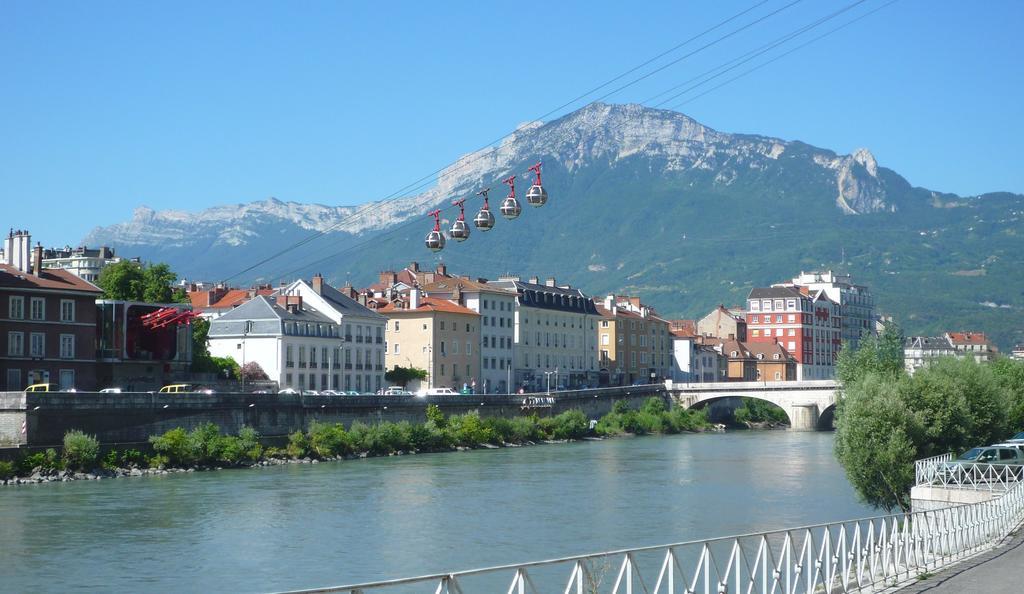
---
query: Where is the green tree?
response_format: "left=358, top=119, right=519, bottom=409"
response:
left=97, top=260, right=186, bottom=303
left=992, top=358, right=1024, bottom=429
left=385, top=366, right=427, bottom=387
left=836, top=321, right=905, bottom=386
left=192, top=317, right=211, bottom=359
left=96, top=260, right=145, bottom=301
left=834, top=356, right=1012, bottom=511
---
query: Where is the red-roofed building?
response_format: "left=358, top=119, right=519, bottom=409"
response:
left=1, top=232, right=102, bottom=390
left=746, top=286, right=840, bottom=380
left=945, top=332, right=998, bottom=363
left=596, top=295, right=671, bottom=386
left=188, top=285, right=276, bottom=319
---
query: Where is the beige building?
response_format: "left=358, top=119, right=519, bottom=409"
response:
left=696, top=305, right=747, bottom=341
left=381, top=290, right=480, bottom=391
left=596, top=295, right=672, bottom=386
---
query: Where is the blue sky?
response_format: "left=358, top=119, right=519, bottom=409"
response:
left=2, top=0, right=1022, bottom=247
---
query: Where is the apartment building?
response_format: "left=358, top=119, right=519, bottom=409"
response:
left=420, top=278, right=516, bottom=394
left=1, top=233, right=101, bottom=390
left=746, top=286, right=841, bottom=380
left=776, top=271, right=875, bottom=350
left=490, top=276, right=600, bottom=391
left=596, top=295, right=672, bottom=385
left=670, top=331, right=725, bottom=383
left=696, top=305, right=747, bottom=341
left=380, top=290, right=480, bottom=391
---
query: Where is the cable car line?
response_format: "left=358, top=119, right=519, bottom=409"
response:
left=220, top=0, right=802, bottom=283
left=233, top=0, right=895, bottom=282
left=669, top=0, right=902, bottom=110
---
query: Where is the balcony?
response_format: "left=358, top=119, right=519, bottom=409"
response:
left=285, top=361, right=294, bottom=368
left=344, top=363, right=352, bottom=370
left=355, top=364, right=364, bottom=370
left=376, top=337, right=383, bottom=344
left=309, top=362, right=317, bottom=369
left=375, top=364, right=383, bottom=371
left=298, top=362, right=307, bottom=369
left=355, top=336, right=364, bottom=343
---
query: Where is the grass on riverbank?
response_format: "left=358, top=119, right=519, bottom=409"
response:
left=1, top=398, right=711, bottom=482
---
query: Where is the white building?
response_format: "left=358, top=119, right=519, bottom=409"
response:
left=208, top=274, right=386, bottom=393
left=670, top=334, right=724, bottom=383
left=490, top=276, right=600, bottom=391
left=41, top=245, right=134, bottom=283
left=903, top=335, right=958, bottom=375
left=776, top=271, right=875, bottom=351
left=420, top=278, right=516, bottom=394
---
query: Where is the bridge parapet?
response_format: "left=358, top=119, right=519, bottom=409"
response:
left=667, top=380, right=839, bottom=431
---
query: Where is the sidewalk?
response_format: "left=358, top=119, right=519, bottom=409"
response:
left=893, top=527, right=1024, bottom=593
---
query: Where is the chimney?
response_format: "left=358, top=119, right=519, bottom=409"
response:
left=408, top=261, right=420, bottom=273
left=312, top=273, right=324, bottom=295
left=529, top=276, right=539, bottom=285
left=436, top=263, right=447, bottom=276
left=410, top=288, right=421, bottom=309
left=33, top=243, right=43, bottom=277
left=2, top=229, right=12, bottom=266
left=728, top=333, right=735, bottom=340
left=277, top=295, right=302, bottom=313
left=545, top=277, right=556, bottom=287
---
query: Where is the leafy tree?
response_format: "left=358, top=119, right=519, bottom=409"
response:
left=834, top=373, right=922, bottom=511
left=96, top=260, right=145, bottom=301
left=240, top=361, right=269, bottom=381
left=192, top=317, right=211, bottom=359
left=97, top=260, right=187, bottom=303
left=834, top=356, right=1012, bottom=511
left=992, top=358, right=1024, bottom=429
left=385, top=366, right=427, bottom=387
left=836, top=321, right=905, bottom=386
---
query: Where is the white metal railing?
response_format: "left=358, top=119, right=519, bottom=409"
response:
left=273, top=480, right=1024, bottom=594
left=915, top=452, right=954, bottom=485
left=916, top=458, right=1024, bottom=492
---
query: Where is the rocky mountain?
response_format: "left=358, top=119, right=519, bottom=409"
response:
left=84, top=103, right=1024, bottom=348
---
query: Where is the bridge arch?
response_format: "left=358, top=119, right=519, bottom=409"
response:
left=817, top=403, right=836, bottom=430
left=686, top=394, right=792, bottom=426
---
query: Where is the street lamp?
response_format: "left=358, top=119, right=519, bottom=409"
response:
left=544, top=370, right=556, bottom=395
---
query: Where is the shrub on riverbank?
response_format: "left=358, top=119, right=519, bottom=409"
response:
left=149, top=423, right=263, bottom=467
left=596, top=398, right=709, bottom=436
left=62, top=431, right=100, bottom=471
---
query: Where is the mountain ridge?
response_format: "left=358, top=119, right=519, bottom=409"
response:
left=81, top=102, right=1024, bottom=349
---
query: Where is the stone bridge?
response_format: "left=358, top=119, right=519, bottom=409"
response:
left=668, top=380, right=839, bottom=430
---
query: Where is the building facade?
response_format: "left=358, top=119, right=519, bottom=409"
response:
left=597, top=295, right=672, bottom=385
left=696, top=305, right=747, bottom=341
left=746, top=286, right=840, bottom=380
left=777, top=271, right=875, bottom=351
left=381, top=291, right=480, bottom=391
left=903, top=335, right=958, bottom=375
left=670, top=333, right=725, bottom=383
left=40, top=245, right=135, bottom=283
left=1, top=235, right=102, bottom=390
left=491, top=277, right=600, bottom=391
left=420, top=278, right=516, bottom=394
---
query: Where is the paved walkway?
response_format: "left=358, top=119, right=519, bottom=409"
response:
left=893, top=527, right=1024, bottom=593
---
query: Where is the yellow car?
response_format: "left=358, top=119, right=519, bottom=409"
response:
left=25, top=383, right=55, bottom=392
left=158, top=384, right=193, bottom=394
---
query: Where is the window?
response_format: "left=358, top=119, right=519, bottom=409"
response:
left=30, top=333, right=45, bottom=357
left=440, top=321, right=445, bottom=331
left=9, top=296, right=24, bottom=320
left=30, top=298, right=46, bottom=320
left=466, top=342, right=471, bottom=355
left=286, top=345, right=294, bottom=367
left=440, top=341, right=446, bottom=356
left=394, top=343, right=400, bottom=354
left=466, top=323, right=471, bottom=332
left=752, top=329, right=760, bottom=337
left=394, top=321, right=400, bottom=332
left=440, top=364, right=445, bottom=376
left=453, top=341, right=459, bottom=355
left=787, top=314, right=796, bottom=323
left=60, top=300, right=75, bottom=322
left=60, top=334, right=75, bottom=359
left=750, top=301, right=760, bottom=312
left=601, top=320, right=609, bottom=328
left=750, top=315, right=758, bottom=323
left=298, top=346, right=307, bottom=368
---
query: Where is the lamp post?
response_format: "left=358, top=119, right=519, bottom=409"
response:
left=544, top=370, right=555, bottom=396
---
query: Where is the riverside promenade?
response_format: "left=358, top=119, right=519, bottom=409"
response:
left=892, top=526, right=1024, bottom=593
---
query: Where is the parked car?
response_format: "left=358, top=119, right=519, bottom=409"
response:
left=1006, top=432, right=1024, bottom=443
left=278, top=388, right=299, bottom=394
left=25, top=383, right=55, bottom=392
left=301, top=390, right=318, bottom=396
left=158, top=384, right=193, bottom=394
left=383, top=387, right=412, bottom=396
left=99, top=387, right=123, bottom=393
left=427, top=387, right=458, bottom=396
left=938, top=446, right=1024, bottom=483
left=320, top=389, right=342, bottom=396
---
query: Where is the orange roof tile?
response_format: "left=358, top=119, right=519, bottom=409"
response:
left=379, top=297, right=479, bottom=316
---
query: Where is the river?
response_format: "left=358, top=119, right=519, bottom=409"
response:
left=0, top=431, right=875, bottom=593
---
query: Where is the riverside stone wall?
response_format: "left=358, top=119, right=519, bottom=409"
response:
left=0, top=386, right=664, bottom=449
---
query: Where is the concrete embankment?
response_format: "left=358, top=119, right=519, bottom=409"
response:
left=0, top=386, right=662, bottom=453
